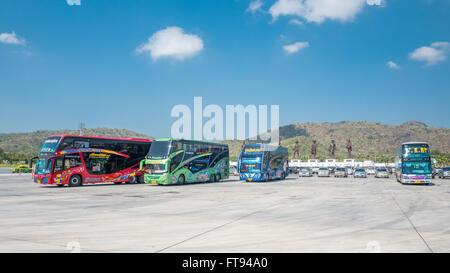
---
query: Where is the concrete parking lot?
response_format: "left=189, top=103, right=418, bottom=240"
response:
left=0, top=168, right=449, bottom=253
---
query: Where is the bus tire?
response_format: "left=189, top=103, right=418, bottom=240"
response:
left=68, top=175, right=82, bottom=187
left=178, top=174, right=185, bottom=184
left=126, top=176, right=137, bottom=184
left=137, top=175, right=145, bottom=184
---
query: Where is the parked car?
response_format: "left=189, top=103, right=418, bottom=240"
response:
left=366, top=167, right=376, bottom=175
left=353, top=168, right=367, bottom=178
left=298, top=167, right=313, bottom=177
left=433, top=168, right=442, bottom=179
left=345, top=167, right=354, bottom=176
left=10, top=165, right=32, bottom=174
left=290, top=167, right=300, bottom=175
left=375, top=168, right=389, bottom=178
left=312, top=167, right=320, bottom=174
left=318, top=167, right=330, bottom=177
left=439, top=167, right=450, bottom=179
left=328, top=167, right=336, bottom=175
left=230, top=166, right=239, bottom=176
left=334, top=168, right=348, bottom=178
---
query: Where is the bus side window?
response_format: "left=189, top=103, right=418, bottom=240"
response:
left=270, top=157, right=281, bottom=169
left=170, top=153, right=184, bottom=172
left=66, top=155, right=82, bottom=169
left=53, top=157, right=65, bottom=173
left=59, top=138, right=74, bottom=150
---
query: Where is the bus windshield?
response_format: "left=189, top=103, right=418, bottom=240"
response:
left=35, top=158, right=53, bottom=175
left=40, top=137, right=61, bottom=153
left=146, top=163, right=167, bottom=174
left=148, top=141, right=171, bottom=158
left=402, top=162, right=431, bottom=174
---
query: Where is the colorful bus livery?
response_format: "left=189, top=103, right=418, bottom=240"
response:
left=395, top=142, right=432, bottom=185
left=33, top=135, right=152, bottom=187
left=140, top=139, right=229, bottom=185
left=238, top=144, right=289, bottom=182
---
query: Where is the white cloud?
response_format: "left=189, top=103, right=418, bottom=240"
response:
left=136, top=26, right=204, bottom=61
left=289, top=18, right=305, bottom=26
left=409, top=41, right=450, bottom=66
left=387, top=61, right=400, bottom=69
left=0, top=32, right=26, bottom=45
left=66, top=0, right=81, bottom=6
left=366, top=0, right=384, bottom=6
left=246, top=0, right=264, bottom=13
left=283, top=41, right=309, bottom=54
left=269, top=0, right=383, bottom=24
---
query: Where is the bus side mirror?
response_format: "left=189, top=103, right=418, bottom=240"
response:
left=29, top=157, right=38, bottom=169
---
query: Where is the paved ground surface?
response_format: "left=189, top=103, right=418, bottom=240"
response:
left=1, top=168, right=449, bottom=253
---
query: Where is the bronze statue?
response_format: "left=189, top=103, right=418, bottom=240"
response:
left=346, top=139, right=352, bottom=158
left=293, top=140, right=300, bottom=158
left=311, top=140, right=317, bottom=159
left=329, top=140, right=336, bottom=158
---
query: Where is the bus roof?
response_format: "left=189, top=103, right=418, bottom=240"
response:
left=48, top=135, right=152, bottom=143
left=401, top=142, right=429, bottom=145
left=153, top=138, right=228, bottom=147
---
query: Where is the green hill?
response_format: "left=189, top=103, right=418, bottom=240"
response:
left=1, top=121, right=449, bottom=165
left=223, top=121, right=450, bottom=163
left=0, top=128, right=153, bottom=165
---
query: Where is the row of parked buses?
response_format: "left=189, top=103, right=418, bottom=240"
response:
left=30, top=135, right=290, bottom=187
left=30, top=135, right=433, bottom=186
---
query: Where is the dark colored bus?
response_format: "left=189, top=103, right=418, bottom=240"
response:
left=33, top=135, right=152, bottom=187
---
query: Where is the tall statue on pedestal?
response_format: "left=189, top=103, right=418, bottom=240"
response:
left=311, top=140, right=317, bottom=159
left=293, top=140, right=300, bottom=159
left=329, top=140, right=336, bottom=158
left=346, top=139, right=352, bottom=158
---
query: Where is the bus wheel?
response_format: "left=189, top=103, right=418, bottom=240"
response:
left=68, top=175, right=82, bottom=187
left=178, top=174, right=185, bottom=184
left=126, top=176, right=137, bottom=184
left=137, top=175, right=145, bottom=184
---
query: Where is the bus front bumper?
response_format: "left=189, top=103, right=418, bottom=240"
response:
left=401, top=175, right=432, bottom=184
left=144, top=173, right=168, bottom=185
left=33, top=174, right=52, bottom=185
left=240, top=173, right=264, bottom=181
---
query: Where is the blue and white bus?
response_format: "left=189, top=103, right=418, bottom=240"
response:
left=395, top=142, right=432, bottom=185
left=238, top=144, right=289, bottom=182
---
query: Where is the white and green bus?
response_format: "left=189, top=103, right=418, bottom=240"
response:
left=140, top=138, right=229, bottom=185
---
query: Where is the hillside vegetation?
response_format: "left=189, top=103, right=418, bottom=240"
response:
left=0, top=128, right=152, bottom=165
left=223, top=121, right=450, bottom=163
left=1, top=121, right=449, bottom=165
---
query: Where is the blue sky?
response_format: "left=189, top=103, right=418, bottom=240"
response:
left=1, top=0, right=449, bottom=137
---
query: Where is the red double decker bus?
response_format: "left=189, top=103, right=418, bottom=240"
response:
left=33, top=135, right=152, bottom=187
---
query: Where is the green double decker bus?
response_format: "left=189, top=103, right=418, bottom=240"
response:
left=140, top=138, right=229, bottom=185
